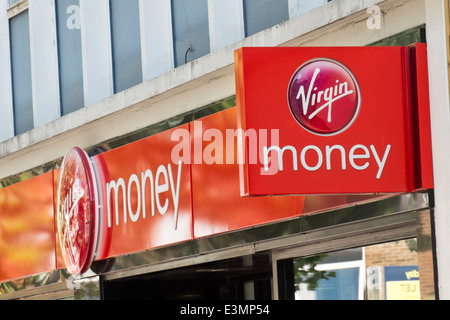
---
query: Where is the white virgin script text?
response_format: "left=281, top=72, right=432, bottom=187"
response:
left=296, top=68, right=354, bottom=122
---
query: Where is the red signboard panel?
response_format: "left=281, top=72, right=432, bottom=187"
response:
left=190, top=108, right=304, bottom=238
left=50, top=111, right=306, bottom=273
left=92, top=126, right=193, bottom=259
left=235, top=45, right=433, bottom=196
left=0, top=173, right=56, bottom=282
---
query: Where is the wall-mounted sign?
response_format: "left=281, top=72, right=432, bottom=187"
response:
left=2, top=45, right=435, bottom=282
left=52, top=45, right=433, bottom=275
left=54, top=112, right=305, bottom=269
left=0, top=173, right=55, bottom=282
left=235, top=44, right=433, bottom=196
left=56, top=147, right=100, bottom=275
left=91, top=126, right=194, bottom=259
left=90, top=118, right=303, bottom=260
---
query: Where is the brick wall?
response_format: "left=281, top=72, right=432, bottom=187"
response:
left=365, top=240, right=418, bottom=267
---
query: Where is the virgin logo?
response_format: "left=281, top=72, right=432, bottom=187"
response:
left=288, top=59, right=360, bottom=136
left=57, top=147, right=99, bottom=276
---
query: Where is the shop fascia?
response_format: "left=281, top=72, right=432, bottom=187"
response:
left=56, top=44, right=433, bottom=275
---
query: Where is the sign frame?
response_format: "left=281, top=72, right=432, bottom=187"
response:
left=56, top=147, right=100, bottom=275
left=235, top=44, right=433, bottom=196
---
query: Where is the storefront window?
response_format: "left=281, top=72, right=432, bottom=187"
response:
left=171, top=0, right=210, bottom=67
left=109, top=0, right=143, bottom=93
left=55, top=0, right=85, bottom=115
left=9, top=9, right=33, bottom=135
left=279, top=238, right=433, bottom=300
left=293, top=248, right=364, bottom=300
left=102, top=254, right=273, bottom=300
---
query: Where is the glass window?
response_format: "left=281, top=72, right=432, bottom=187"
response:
left=171, top=0, right=210, bottom=67
left=110, top=0, right=143, bottom=93
left=56, top=0, right=85, bottom=115
left=370, top=25, right=426, bottom=46
left=243, top=0, right=289, bottom=36
left=8, top=0, right=21, bottom=7
left=278, top=238, right=433, bottom=300
left=293, top=249, right=365, bottom=300
left=9, top=9, right=33, bottom=135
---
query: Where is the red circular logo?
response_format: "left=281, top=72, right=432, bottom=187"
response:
left=57, top=147, right=99, bottom=275
left=288, top=59, right=360, bottom=136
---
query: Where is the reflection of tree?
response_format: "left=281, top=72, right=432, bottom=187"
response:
left=405, top=239, right=418, bottom=253
left=0, top=271, right=63, bottom=296
left=294, top=255, right=336, bottom=291
left=371, top=26, right=423, bottom=47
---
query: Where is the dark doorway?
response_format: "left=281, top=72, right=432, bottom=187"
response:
left=101, top=254, right=272, bottom=300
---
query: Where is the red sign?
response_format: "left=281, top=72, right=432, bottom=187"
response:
left=0, top=173, right=55, bottom=282
left=90, top=118, right=303, bottom=259
left=1, top=46, right=435, bottom=283
left=56, top=147, right=99, bottom=275
left=235, top=45, right=433, bottom=196
left=53, top=114, right=305, bottom=268
left=91, top=126, right=194, bottom=259
left=190, top=107, right=304, bottom=238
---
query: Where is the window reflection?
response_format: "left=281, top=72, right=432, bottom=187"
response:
left=294, top=249, right=364, bottom=300
left=288, top=238, right=430, bottom=300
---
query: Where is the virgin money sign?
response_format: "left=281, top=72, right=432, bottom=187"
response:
left=235, top=45, right=433, bottom=196
left=56, top=121, right=304, bottom=271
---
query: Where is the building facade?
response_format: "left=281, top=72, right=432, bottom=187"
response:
left=0, top=0, right=449, bottom=301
